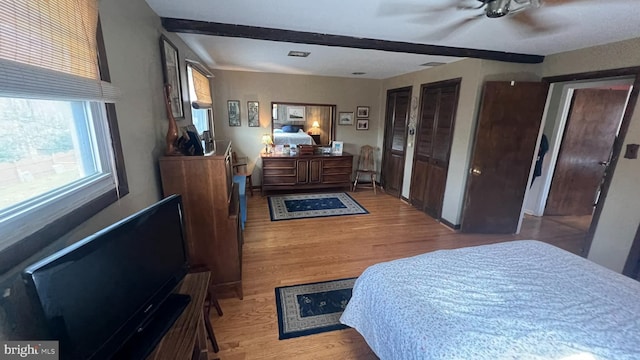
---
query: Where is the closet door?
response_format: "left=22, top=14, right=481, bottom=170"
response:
left=381, top=86, right=411, bottom=198
left=410, top=79, right=460, bottom=219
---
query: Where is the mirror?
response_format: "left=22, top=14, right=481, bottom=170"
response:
left=271, top=102, right=336, bottom=146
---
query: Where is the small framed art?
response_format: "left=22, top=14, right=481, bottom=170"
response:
left=287, top=106, right=305, bottom=122
left=331, top=141, right=344, bottom=155
left=356, top=119, right=369, bottom=130
left=160, top=35, right=183, bottom=119
left=228, top=100, right=241, bottom=126
left=338, top=112, right=354, bottom=125
left=356, top=106, right=369, bottom=118
left=248, top=101, right=259, bottom=127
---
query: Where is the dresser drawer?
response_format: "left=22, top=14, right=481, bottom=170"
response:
left=263, top=175, right=297, bottom=185
left=322, top=157, right=352, bottom=169
left=322, top=173, right=351, bottom=184
left=264, top=168, right=296, bottom=176
left=263, top=159, right=296, bottom=169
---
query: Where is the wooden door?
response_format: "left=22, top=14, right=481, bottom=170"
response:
left=381, top=87, right=411, bottom=198
left=410, top=80, right=460, bottom=219
left=461, top=81, right=548, bottom=233
left=297, top=160, right=308, bottom=184
left=309, top=159, right=321, bottom=183
left=545, top=89, right=629, bottom=216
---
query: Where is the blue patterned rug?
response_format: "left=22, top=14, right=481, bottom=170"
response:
left=268, top=193, right=368, bottom=221
left=275, top=278, right=357, bottom=340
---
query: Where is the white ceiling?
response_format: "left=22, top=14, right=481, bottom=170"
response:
left=145, top=0, right=640, bottom=79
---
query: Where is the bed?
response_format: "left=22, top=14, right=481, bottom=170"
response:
left=273, top=127, right=315, bottom=145
left=340, top=240, right=640, bottom=359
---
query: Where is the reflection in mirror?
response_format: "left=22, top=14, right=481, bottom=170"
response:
left=271, top=102, right=336, bottom=146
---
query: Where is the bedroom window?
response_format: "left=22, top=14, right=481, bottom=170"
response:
left=187, top=64, right=214, bottom=135
left=0, top=0, right=125, bottom=271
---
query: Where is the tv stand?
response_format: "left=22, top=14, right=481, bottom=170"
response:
left=146, top=272, right=213, bottom=360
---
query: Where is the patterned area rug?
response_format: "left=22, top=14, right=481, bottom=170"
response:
left=275, top=278, right=357, bottom=340
left=268, top=192, right=368, bottom=221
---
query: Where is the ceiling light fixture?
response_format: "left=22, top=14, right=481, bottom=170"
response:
left=288, top=51, right=310, bottom=57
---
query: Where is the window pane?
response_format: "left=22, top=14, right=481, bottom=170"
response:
left=0, top=97, right=98, bottom=211
left=192, top=108, right=210, bottom=134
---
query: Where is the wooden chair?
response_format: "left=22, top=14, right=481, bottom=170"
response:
left=231, top=151, right=254, bottom=196
left=352, top=145, right=377, bottom=194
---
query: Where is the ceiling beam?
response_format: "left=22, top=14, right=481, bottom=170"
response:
left=161, top=18, right=544, bottom=64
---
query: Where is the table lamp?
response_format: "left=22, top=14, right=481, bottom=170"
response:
left=312, top=121, right=320, bottom=135
left=262, top=134, right=273, bottom=153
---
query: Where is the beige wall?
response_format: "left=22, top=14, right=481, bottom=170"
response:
left=542, top=38, right=640, bottom=272
left=381, top=59, right=541, bottom=225
left=60, top=0, right=208, bottom=242
left=0, top=0, right=209, bottom=339
left=211, top=70, right=383, bottom=184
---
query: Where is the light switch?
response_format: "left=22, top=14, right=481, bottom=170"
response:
left=624, top=144, right=639, bottom=159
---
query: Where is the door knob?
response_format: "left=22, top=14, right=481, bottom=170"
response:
left=598, top=161, right=609, bottom=166
left=471, top=167, right=482, bottom=176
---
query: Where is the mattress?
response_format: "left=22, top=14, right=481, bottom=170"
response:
left=340, top=240, right=640, bottom=359
left=273, top=130, right=314, bottom=145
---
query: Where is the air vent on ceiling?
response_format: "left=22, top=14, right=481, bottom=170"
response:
left=420, top=62, right=446, bottom=67
left=288, top=51, right=310, bottom=57
left=352, top=72, right=366, bottom=75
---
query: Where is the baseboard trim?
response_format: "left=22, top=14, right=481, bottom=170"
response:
left=440, top=218, right=461, bottom=230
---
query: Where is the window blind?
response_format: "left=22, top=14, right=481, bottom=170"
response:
left=0, top=0, right=118, bottom=102
left=188, top=65, right=213, bottom=109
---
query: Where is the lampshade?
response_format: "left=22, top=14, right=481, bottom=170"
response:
left=262, top=134, right=273, bottom=145
left=312, top=121, right=320, bottom=128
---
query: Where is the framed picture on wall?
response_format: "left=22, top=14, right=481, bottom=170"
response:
left=248, top=101, right=259, bottom=127
left=357, top=106, right=369, bottom=118
left=338, top=112, right=354, bottom=125
left=356, top=119, right=369, bottom=130
left=228, top=100, right=241, bottom=126
left=287, top=106, right=305, bottom=122
left=159, top=35, right=183, bottom=119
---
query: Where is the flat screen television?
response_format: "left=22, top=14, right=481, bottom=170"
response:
left=22, top=194, right=190, bottom=359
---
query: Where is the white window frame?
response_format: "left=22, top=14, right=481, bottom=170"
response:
left=0, top=100, right=118, bottom=251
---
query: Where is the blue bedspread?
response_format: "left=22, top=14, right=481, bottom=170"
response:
left=340, top=240, right=640, bottom=359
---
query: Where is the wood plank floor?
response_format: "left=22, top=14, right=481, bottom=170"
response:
left=209, top=191, right=587, bottom=359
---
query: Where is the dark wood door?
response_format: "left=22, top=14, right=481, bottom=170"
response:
left=461, top=81, right=548, bottom=233
left=545, top=89, right=629, bottom=216
left=410, top=80, right=460, bottom=219
left=381, top=87, right=411, bottom=198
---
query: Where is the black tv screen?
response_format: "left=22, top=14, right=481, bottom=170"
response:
left=22, top=195, right=189, bottom=359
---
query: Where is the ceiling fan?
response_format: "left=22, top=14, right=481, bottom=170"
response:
left=471, top=0, right=541, bottom=18
left=418, top=0, right=582, bottom=39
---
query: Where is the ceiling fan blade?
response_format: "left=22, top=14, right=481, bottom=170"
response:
left=377, top=0, right=478, bottom=17
left=508, top=10, right=561, bottom=34
left=423, top=14, right=484, bottom=41
left=541, top=0, right=633, bottom=6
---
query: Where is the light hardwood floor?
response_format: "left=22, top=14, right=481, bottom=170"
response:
left=209, top=191, right=587, bottom=359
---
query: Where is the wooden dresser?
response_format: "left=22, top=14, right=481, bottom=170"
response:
left=159, top=140, right=243, bottom=298
left=261, top=152, right=353, bottom=194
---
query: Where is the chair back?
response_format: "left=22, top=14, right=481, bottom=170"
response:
left=357, top=145, right=375, bottom=172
